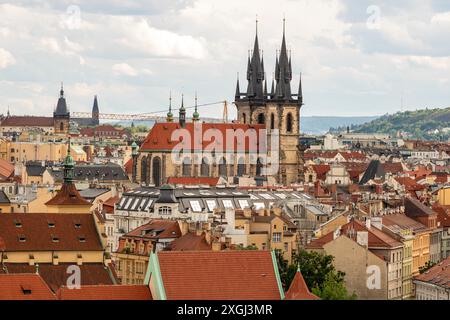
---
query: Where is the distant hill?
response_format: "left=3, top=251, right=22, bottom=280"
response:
left=107, top=116, right=381, bottom=135
left=301, top=116, right=379, bottom=135
left=347, top=107, right=450, bottom=140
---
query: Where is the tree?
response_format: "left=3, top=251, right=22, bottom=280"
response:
left=312, top=273, right=357, bottom=300
left=419, top=261, right=436, bottom=274
left=279, top=250, right=357, bottom=300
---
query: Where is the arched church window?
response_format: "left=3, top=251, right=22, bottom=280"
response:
left=286, top=113, right=293, bottom=133
left=257, top=113, right=265, bottom=125
left=270, top=113, right=275, bottom=130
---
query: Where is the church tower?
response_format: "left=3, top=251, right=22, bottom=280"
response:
left=92, top=95, right=100, bottom=125
left=234, top=20, right=304, bottom=185
left=53, top=83, right=71, bottom=134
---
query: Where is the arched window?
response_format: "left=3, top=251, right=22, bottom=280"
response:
left=152, top=157, right=161, bottom=187
left=257, top=113, right=265, bottom=125
left=237, top=157, right=246, bottom=177
left=308, top=175, right=313, bottom=183
left=218, top=157, right=227, bottom=177
left=200, top=157, right=210, bottom=177
left=140, top=156, right=148, bottom=184
left=182, top=157, right=191, bottom=177
left=270, top=113, right=275, bottom=130
left=286, top=113, right=293, bottom=133
left=60, top=122, right=64, bottom=131
left=242, top=113, right=247, bottom=124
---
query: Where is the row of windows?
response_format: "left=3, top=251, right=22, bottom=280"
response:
left=242, top=112, right=295, bottom=133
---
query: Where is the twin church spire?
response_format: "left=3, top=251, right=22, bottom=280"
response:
left=235, top=19, right=303, bottom=105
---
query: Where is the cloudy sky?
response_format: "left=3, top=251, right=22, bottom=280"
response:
left=0, top=0, right=449, bottom=119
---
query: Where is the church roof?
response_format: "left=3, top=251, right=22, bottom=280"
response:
left=54, top=84, right=69, bottom=116
left=45, top=182, right=91, bottom=206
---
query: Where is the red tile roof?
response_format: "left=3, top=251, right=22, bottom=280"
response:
left=285, top=270, right=319, bottom=300
left=382, top=162, right=404, bottom=174
left=140, top=122, right=266, bottom=152
left=0, top=213, right=103, bottom=252
left=382, top=214, right=429, bottom=233
left=123, top=219, right=181, bottom=240
left=168, top=232, right=212, bottom=251
left=311, top=165, right=330, bottom=181
left=0, top=158, right=14, bottom=181
left=124, top=158, right=133, bottom=174
left=0, top=274, right=56, bottom=300
left=157, top=251, right=282, bottom=300
left=1, top=116, right=54, bottom=127
left=45, top=183, right=91, bottom=206
left=433, top=204, right=450, bottom=228
left=167, top=177, right=220, bottom=186
left=395, top=177, right=426, bottom=191
left=307, top=220, right=402, bottom=249
left=414, top=256, right=450, bottom=289
left=57, top=285, right=152, bottom=300
left=0, top=263, right=116, bottom=292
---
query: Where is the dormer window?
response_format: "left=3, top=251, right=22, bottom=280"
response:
left=78, top=236, right=86, bottom=242
left=48, top=221, right=55, bottom=228
left=14, top=220, right=22, bottom=228
left=51, top=235, right=59, bottom=243
left=18, top=235, right=26, bottom=242
left=74, top=223, right=81, bottom=229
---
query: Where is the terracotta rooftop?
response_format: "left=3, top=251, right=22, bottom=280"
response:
left=0, top=274, right=56, bottom=300
left=157, top=250, right=282, bottom=300
left=45, top=182, right=91, bottom=206
left=167, top=177, right=220, bottom=186
left=123, top=219, right=182, bottom=240
left=306, top=219, right=402, bottom=249
left=382, top=214, right=429, bottom=233
left=140, top=122, right=266, bottom=152
left=167, top=232, right=212, bottom=251
left=1, top=116, right=54, bottom=127
left=311, top=165, right=330, bottom=181
left=0, top=213, right=103, bottom=252
left=414, top=256, right=450, bottom=289
left=57, top=285, right=152, bottom=300
left=285, top=269, right=319, bottom=300
left=0, top=263, right=116, bottom=293
left=0, top=158, right=14, bottom=181
left=405, top=197, right=437, bottom=218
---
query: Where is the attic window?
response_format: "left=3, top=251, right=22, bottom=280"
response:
left=74, top=222, right=81, bottom=229
left=78, top=236, right=86, bottom=242
left=51, top=235, right=59, bottom=242
left=48, top=221, right=55, bottom=228
left=18, top=235, right=26, bottom=242
left=21, top=286, right=32, bottom=295
left=14, top=220, right=22, bottom=228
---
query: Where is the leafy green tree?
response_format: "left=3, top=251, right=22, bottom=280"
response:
left=419, top=261, right=436, bottom=274
left=312, top=273, right=357, bottom=300
left=278, top=250, right=357, bottom=300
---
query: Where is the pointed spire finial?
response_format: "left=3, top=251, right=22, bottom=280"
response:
left=283, top=14, right=286, bottom=36
left=256, top=14, right=258, bottom=35
left=60, top=82, right=64, bottom=97
left=166, top=90, right=173, bottom=122
left=193, top=91, right=200, bottom=122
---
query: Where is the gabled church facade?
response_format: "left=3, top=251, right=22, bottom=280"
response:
left=136, top=21, right=305, bottom=187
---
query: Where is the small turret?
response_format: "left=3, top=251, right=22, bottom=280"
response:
left=166, top=91, right=174, bottom=122
left=179, top=94, right=186, bottom=128
left=192, top=92, right=200, bottom=122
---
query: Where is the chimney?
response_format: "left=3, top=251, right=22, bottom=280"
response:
left=365, top=218, right=371, bottom=230
left=356, top=231, right=369, bottom=247
left=212, top=241, right=221, bottom=251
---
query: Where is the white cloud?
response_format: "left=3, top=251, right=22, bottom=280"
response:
left=0, top=48, right=15, bottom=68
left=112, top=63, right=138, bottom=76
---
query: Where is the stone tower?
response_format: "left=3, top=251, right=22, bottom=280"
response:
left=53, top=83, right=70, bottom=134
left=234, top=20, right=304, bottom=185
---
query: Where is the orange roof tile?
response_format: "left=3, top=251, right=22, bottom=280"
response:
left=140, top=122, right=266, bottom=152
left=157, top=251, right=282, bottom=300
left=0, top=274, right=56, bottom=300
left=45, top=183, right=91, bottom=206
left=167, top=177, right=220, bottom=186
left=0, top=158, right=14, bottom=181
left=285, top=270, right=319, bottom=300
left=57, top=285, right=152, bottom=300
left=168, top=232, right=212, bottom=251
